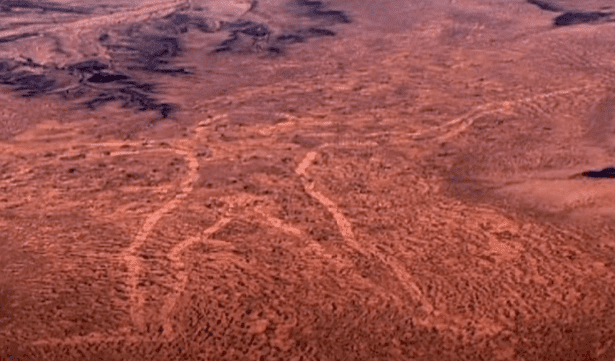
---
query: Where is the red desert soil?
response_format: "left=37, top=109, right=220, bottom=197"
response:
left=1, top=0, right=615, bottom=360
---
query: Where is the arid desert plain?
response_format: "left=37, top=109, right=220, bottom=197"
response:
left=1, top=0, right=615, bottom=360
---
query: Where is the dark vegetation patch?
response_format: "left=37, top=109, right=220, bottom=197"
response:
left=134, top=36, right=181, bottom=69
left=17, top=57, right=44, bottom=68
left=213, top=21, right=272, bottom=53
left=83, top=87, right=174, bottom=118
left=67, top=60, right=109, bottom=73
left=581, top=167, right=615, bottom=178
left=0, top=4, right=349, bottom=115
left=10, top=73, right=55, bottom=97
left=59, top=86, right=87, bottom=100
left=0, top=32, right=38, bottom=43
left=0, top=62, right=56, bottom=97
left=86, top=23, right=194, bottom=115
left=276, top=34, right=305, bottom=44
left=115, top=34, right=193, bottom=75
left=126, top=65, right=192, bottom=74
left=62, top=58, right=175, bottom=117
left=163, top=12, right=218, bottom=33
left=162, top=13, right=191, bottom=33
left=86, top=72, right=129, bottom=83
left=0, top=11, right=207, bottom=118
left=101, top=22, right=187, bottom=72
left=75, top=15, right=205, bottom=115
left=191, top=17, right=217, bottom=33
left=307, top=27, right=336, bottom=36
left=296, top=0, right=351, bottom=24
left=213, top=23, right=345, bottom=53
left=553, top=11, right=609, bottom=26
left=237, top=23, right=270, bottom=37
left=211, top=1, right=350, bottom=53
left=527, top=0, right=563, bottom=12
left=0, top=61, right=16, bottom=74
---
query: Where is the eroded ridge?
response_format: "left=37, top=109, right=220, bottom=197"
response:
left=295, top=151, right=433, bottom=312
left=120, top=146, right=200, bottom=333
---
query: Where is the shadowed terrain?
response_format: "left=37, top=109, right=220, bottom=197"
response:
left=1, top=0, right=615, bottom=360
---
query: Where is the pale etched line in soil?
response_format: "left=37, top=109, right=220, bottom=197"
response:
left=295, top=151, right=319, bottom=177
left=161, top=208, right=321, bottom=337
left=436, top=85, right=595, bottom=140
left=395, top=84, right=598, bottom=141
left=120, top=147, right=200, bottom=333
left=161, top=217, right=232, bottom=337
left=295, top=151, right=433, bottom=312
left=20, top=142, right=199, bottom=347
left=260, top=212, right=304, bottom=237
left=256, top=209, right=334, bottom=258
